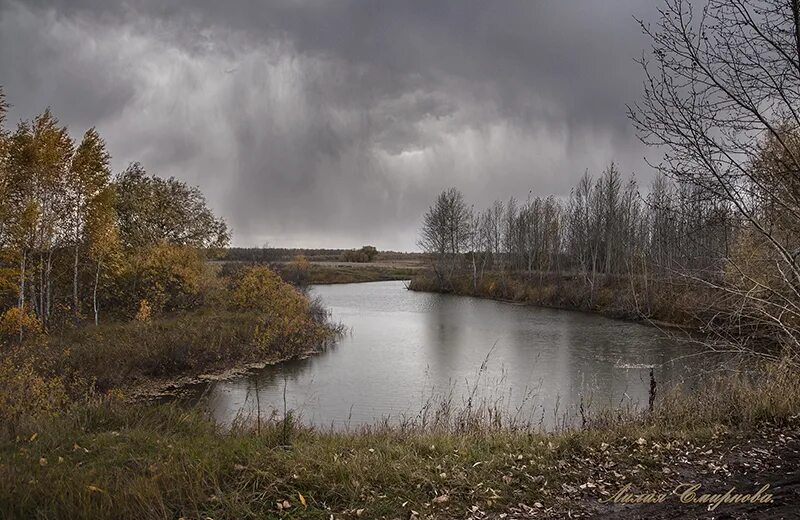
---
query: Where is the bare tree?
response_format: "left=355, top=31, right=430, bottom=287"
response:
left=418, top=188, right=472, bottom=289
left=630, top=0, right=800, bottom=357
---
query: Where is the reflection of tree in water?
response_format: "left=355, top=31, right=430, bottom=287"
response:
left=181, top=346, right=342, bottom=426
left=238, top=355, right=320, bottom=423
left=424, top=292, right=466, bottom=371
left=168, top=284, right=713, bottom=431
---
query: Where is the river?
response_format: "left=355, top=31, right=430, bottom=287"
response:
left=182, top=280, right=701, bottom=430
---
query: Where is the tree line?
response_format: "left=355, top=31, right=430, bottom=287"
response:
left=0, top=88, right=228, bottom=337
left=419, top=164, right=734, bottom=293
left=420, top=0, right=800, bottom=360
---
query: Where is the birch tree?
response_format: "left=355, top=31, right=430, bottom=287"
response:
left=69, top=128, right=111, bottom=321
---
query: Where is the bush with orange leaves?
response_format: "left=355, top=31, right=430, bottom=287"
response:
left=0, top=307, right=41, bottom=345
left=229, top=265, right=335, bottom=355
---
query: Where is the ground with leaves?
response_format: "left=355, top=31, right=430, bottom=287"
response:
left=1, top=399, right=798, bottom=520
left=552, top=424, right=800, bottom=519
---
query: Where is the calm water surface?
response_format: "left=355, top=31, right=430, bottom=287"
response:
left=185, top=281, right=700, bottom=429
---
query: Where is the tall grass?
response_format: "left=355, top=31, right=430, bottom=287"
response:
left=1, top=360, right=797, bottom=519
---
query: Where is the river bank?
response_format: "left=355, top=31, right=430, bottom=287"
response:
left=2, top=359, right=798, bottom=519
left=0, top=266, right=342, bottom=425
left=269, top=260, right=421, bottom=284
left=408, top=270, right=704, bottom=330
left=190, top=280, right=702, bottom=430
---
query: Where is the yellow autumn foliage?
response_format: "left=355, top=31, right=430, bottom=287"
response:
left=134, top=299, right=152, bottom=322
left=229, top=266, right=330, bottom=353
left=0, top=357, right=68, bottom=425
left=0, top=307, right=41, bottom=344
left=286, top=254, right=311, bottom=287
left=126, top=241, right=207, bottom=314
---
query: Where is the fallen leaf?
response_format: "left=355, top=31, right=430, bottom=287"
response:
left=298, top=492, right=306, bottom=507
left=432, top=494, right=449, bottom=504
left=87, top=485, right=105, bottom=493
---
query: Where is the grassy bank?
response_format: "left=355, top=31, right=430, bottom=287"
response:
left=263, top=260, right=423, bottom=285
left=303, top=262, right=419, bottom=284
left=408, top=270, right=705, bottom=327
left=1, top=361, right=798, bottom=519
left=4, top=308, right=323, bottom=393
left=0, top=266, right=341, bottom=425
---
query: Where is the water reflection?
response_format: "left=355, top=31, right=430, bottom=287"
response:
left=179, top=280, right=703, bottom=429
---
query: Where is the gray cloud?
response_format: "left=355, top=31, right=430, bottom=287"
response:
left=0, top=0, right=659, bottom=250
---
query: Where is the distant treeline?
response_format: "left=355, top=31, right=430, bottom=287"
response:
left=416, top=146, right=798, bottom=353
left=224, top=247, right=425, bottom=263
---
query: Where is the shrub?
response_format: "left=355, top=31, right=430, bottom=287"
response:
left=229, top=266, right=333, bottom=354
left=0, top=356, right=68, bottom=427
left=111, top=241, right=208, bottom=316
left=0, top=307, right=41, bottom=345
left=284, top=255, right=311, bottom=288
left=342, top=245, right=378, bottom=263
left=134, top=299, right=152, bottom=322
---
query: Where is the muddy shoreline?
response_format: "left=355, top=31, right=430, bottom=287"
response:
left=125, top=346, right=323, bottom=402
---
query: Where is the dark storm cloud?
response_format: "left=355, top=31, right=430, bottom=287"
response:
left=0, top=0, right=658, bottom=249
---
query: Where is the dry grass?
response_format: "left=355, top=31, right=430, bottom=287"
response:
left=1, top=360, right=798, bottom=519
left=299, top=263, right=419, bottom=284
left=409, top=270, right=706, bottom=326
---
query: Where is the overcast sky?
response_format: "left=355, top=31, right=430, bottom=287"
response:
left=0, top=0, right=661, bottom=250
